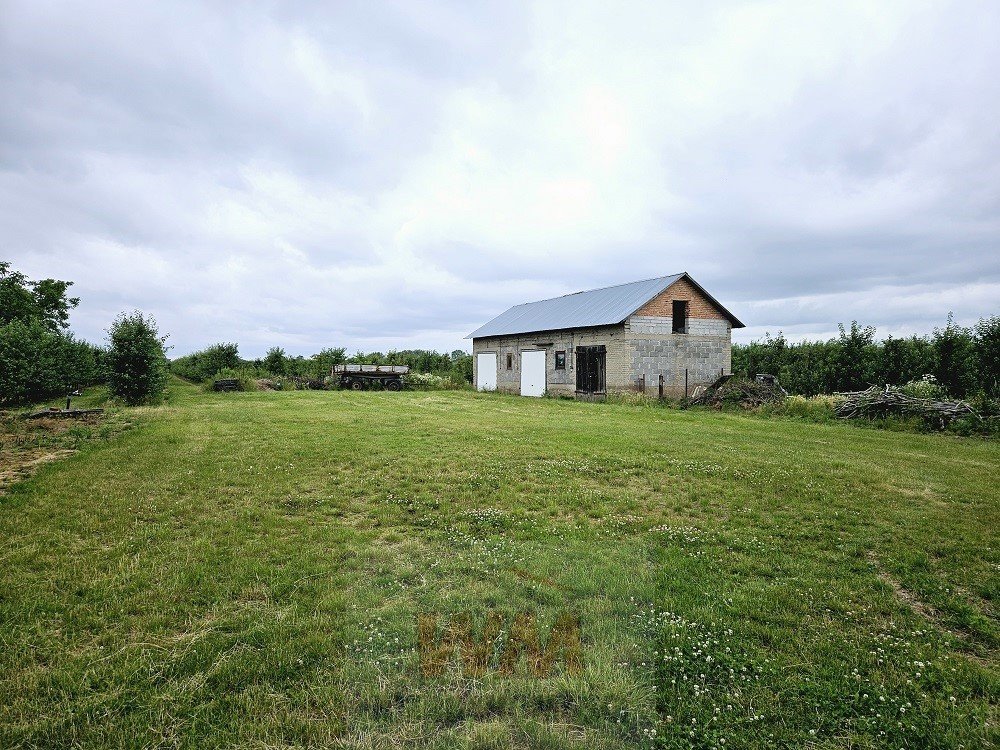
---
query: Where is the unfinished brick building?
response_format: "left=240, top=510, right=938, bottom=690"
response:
left=467, top=273, right=744, bottom=398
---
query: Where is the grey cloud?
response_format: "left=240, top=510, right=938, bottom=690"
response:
left=1, top=1, right=998, bottom=357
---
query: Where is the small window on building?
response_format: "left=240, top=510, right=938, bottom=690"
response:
left=672, top=300, right=689, bottom=334
left=554, top=351, right=566, bottom=370
left=506, top=353, right=513, bottom=370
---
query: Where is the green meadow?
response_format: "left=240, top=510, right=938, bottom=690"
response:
left=1, top=381, right=997, bottom=749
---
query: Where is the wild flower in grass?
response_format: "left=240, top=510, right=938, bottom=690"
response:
left=345, top=615, right=412, bottom=667
left=629, top=599, right=774, bottom=747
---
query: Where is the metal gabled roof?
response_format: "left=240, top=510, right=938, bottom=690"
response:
left=466, top=272, right=745, bottom=339
left=466, top=273, right=679, bottom=339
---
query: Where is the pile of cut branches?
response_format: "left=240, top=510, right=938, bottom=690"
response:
left=690, top=377, right=785, bottom=408
left=834, top=385, right=977, bottom=425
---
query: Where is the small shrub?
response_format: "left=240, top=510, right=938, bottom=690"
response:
left=406, top=372, right=471, bottom=391
left=900, top=374, right=948, bottom=400
left=263, top=347, right=287, bottom=376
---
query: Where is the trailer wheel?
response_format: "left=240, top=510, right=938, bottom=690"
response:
left=386, top=379, right=402, bottom=391
left=350, top=379, right=364, bottom=391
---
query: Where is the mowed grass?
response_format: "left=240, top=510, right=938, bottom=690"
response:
left=1, top=381, right=997, bottom=749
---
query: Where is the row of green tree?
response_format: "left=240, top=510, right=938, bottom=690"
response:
left=170, top=343, right=474, bottom=384
left=732, top=315, right=1000, bottom=399
left=1, top=262, right=169, bottom=406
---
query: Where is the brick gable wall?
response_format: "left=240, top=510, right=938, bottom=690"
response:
left=635, top=277, right=727, bottom=320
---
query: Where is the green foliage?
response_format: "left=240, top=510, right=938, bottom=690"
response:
left=202, top=366, right=259, bottom=392
left=174, top=345, right=471, bottom=385
left=449, top=350, right=473, bottom=384
left=773, top=394, right=839, bottom=422
left=733, top=314, right=998, bottom=398
left=308, top=347, right=347, bottom=379
left=0, top=261, right=101, bottom=406
left=263, top=346, right=287, bottom=375
left=405, top=371, right=473, bottom=391
left=0, top=319, right=99, bottom=405
left=931, top=313, right=976, bottom=398
left=973, top=316, right=1000, bottom=397
left=341, top=348, right=473, bottom=384
left=835, top=321, right=877, bottom=391
left=170, top=343, right=240, bottom=382
left=105, top=312, right=168, bottom=405
left=900, top=374, right=948, bottom=400
left=0, top=260, right=80, bottom=331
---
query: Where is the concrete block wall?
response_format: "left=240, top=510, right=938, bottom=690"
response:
left=472, top=325, right=629, bottom=396
left=625, top=315, right=731, bottom=397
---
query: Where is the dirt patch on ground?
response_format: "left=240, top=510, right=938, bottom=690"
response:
left=0, top=448, right=76, bottom=494
left=0, top=411, right=104, bottom=495
left=876, top=568, right=943, bottom=623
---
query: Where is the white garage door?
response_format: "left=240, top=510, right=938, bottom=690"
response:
left=520, top=350, right=546, bottom=397
left=476, top=352, right=497, bottom=391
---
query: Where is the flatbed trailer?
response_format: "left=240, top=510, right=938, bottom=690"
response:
left=332, top=364, right=409, bottom=391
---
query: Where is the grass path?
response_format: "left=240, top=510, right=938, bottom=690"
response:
left=1, top=381, right=997, bottom=748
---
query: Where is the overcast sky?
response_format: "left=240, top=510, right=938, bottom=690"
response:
left=2, top=1, right=998, bottom=357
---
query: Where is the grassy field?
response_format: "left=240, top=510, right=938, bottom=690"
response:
left=1, top=380, right=997, bottom=749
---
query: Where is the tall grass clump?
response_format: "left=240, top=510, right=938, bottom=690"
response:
left=405, top=372, right=473, bottom=391
left=604, top=390, right=674, bottom=408
left=760, top=394, right=840, bottom=423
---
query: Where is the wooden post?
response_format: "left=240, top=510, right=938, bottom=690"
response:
left=658, top=374, right=664, bottom=399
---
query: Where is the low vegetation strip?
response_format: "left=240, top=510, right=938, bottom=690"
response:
left=0, top=382, right=996, bottom=748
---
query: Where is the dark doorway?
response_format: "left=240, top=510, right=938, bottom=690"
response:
left=575, top=345, right=606, bottom=394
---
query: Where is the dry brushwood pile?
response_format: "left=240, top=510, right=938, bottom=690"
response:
left=690, top=377, right=786, bottom=408
left=834, top=385, right=978, bottom=424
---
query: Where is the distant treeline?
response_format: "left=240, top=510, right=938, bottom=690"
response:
left=170, top=344, right=473, bottom=384
left=732, top=316, right=1000, bottom=399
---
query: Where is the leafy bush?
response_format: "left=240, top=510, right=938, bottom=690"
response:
left=0, top=260, right=103, bottom=406
left=931, top=313, right=976, bottom=398
left=900, top=374, right=948, bottom=400
left=975, top=316, right=1000, bottom=398
left=0, top=319, right=99, bottom=405
left=171, top=343, right=240, bottom=382
left=733, top=314, right=999, bottom=399
left=405, top=372, right=472, bottom=391
left=263, top=347, right=287, bottom=375
left=106, top=312, right=168, bottom=405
